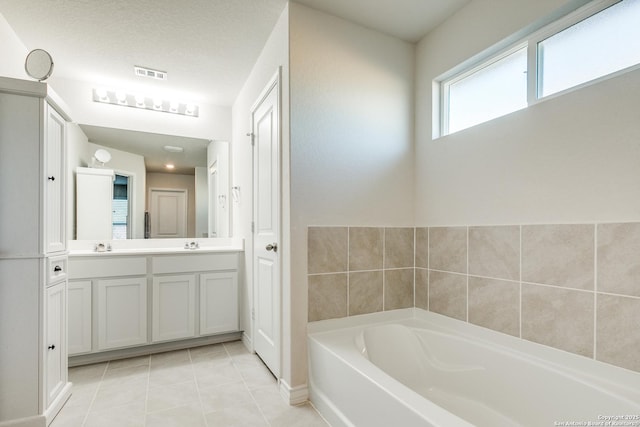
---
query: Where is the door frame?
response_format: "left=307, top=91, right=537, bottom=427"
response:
left=251, top=68, right=282, bottom=378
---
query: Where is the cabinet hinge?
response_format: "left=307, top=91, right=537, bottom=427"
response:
left=251, top=308, right=255, bottom=320
left=246, top=132, right=255, bottom=146
left=251, top=221, right=255, bottom=233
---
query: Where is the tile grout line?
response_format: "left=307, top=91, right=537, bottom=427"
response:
left=466, top=226, right=469, bottom=323
left=427, top=227, right=430, bottom=312
left=227, top=342, right=273, bottom=427
left=189, top=347, right=210, bottom=427
left=593, top=224, right=598, bottom=361
left=382, top=228, right=386, bottom=311
left=80, top=361, right=110, bottom=427
left=346, top=227, right=350, bottom=317
left=143, top=355, right=151, bottom=427
left=519, top=225, right=523, bottom=339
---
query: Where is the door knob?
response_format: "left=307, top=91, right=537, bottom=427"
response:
left=265, top=243, right=278, bottom=252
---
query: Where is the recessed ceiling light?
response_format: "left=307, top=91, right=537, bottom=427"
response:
left=163, top=145, right=184, bottom=153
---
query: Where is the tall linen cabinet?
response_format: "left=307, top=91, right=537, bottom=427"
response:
left=0, top=77, right=72, bottom=426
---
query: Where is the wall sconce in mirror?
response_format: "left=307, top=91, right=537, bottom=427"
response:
left=231, top=186, right=240, bottom=203
left=218, top=194, right=227, bottom=208
left=92, top=88, right=199, bottom=117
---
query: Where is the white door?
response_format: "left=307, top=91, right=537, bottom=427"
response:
left=252, top=71, right=281, bottom=377
left=149, top=189, right=187, bottom=238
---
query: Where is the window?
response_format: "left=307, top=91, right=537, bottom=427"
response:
left=538, top=0, right=640, bottom=97
left=437, top=0, right=640, bottom=137
left=445, top=47, right=527, bottom=135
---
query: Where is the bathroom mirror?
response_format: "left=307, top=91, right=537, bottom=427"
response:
left=72, top=125, right=230, bottom=240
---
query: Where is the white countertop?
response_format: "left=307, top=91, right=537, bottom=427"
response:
left=68, top=238, right=244, bottom=257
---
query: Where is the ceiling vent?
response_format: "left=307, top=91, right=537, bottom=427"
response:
left=134, top=65, right=167, bottom=81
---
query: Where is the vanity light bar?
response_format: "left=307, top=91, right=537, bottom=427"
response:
left=92, top=88, right=199, bottom=117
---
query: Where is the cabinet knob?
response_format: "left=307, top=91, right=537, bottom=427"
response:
left=48, top=344, right=56, bottom=350
left=54, top=265, right=62, bottom=272
left=48, top=176, right=55, bottom=181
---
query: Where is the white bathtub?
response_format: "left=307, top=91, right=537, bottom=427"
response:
left=308, top=309, right=640, bottom=427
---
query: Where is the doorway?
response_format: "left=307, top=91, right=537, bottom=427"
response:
left=112, top=174, right=131, bottom=239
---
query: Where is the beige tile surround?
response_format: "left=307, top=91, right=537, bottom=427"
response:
left=308, top=223, right=640, bottom=373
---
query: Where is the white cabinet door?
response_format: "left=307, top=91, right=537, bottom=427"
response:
left=152, top=275, right=196, bottom=342
left=97, top=277, right=147, bottom=350
left=75, top=167, right=114, bottom=240
left=200, top=272, right=238, bottom=335
left=44, top=103, right=66, bottom=254
left=68, top=281, right=92, bottom=355
left=45, top=281, right=67, bottom=407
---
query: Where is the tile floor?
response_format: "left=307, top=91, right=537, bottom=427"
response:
left=52, top=341, right=329, bottom=427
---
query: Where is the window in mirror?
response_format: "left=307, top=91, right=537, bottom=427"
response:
left=112, top=174, right=130, bottom=239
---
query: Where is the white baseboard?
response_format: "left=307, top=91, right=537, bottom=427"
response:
left=241, top=332, right=253, bottom=353
left=0, top=415, right=45, bottom=427
left=279, top=379, right=309, bottom=405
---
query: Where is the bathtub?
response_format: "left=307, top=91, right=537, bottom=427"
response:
left=308, top=308, right=640, bottom=427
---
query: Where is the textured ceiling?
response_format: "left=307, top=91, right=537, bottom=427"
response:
left=0, top=0, right=288, bottom=106
left=295, top=0, right=469, bottom=42
left=0, top=0, right=470, bottom=172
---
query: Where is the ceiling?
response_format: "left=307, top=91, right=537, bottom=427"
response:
left=0, top=0, right=469, bottom=172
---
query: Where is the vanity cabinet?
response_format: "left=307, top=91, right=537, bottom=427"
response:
left=97, top=277, right=148, bottom=350
left=45, top=105, right=67, bottom=254
left=68, top=250, right=240, bottom=360
left=45, top=281, right=67, bottom=407
left=68, top=281, right=92, bottom=355
left=0, top=77, right=71, bottom=426
left=200, top=272, right=239, bottom=335
left=152, top=275, right=196, bottom=342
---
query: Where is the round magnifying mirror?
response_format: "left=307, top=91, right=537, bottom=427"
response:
left=25, top=49, right=54, bottom=81
left=94, top=149, right=112, bottom=164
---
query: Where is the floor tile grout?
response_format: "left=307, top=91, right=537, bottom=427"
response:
left=55, top=341, right=328, bottom=427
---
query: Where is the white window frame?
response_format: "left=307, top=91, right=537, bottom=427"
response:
left=437, top=0, right=637, bottom=138
left=441, top=43, right=527, bottom=137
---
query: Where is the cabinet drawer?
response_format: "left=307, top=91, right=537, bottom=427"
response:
left=152, top=253, right=238, bottom=274
left=69, top=256, right=147, bottom=279
left=47, top=256, right=68, bottom=285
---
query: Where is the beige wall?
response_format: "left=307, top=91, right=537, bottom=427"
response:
left=0, top=13, right=28, bottom=79
left=146, top=172, right=196, bottom=238
left=231, top=3, right=289, bottom=380
left=415, top=0, right=640, bottom=225
left=289, top=2, right=416, bottom=387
